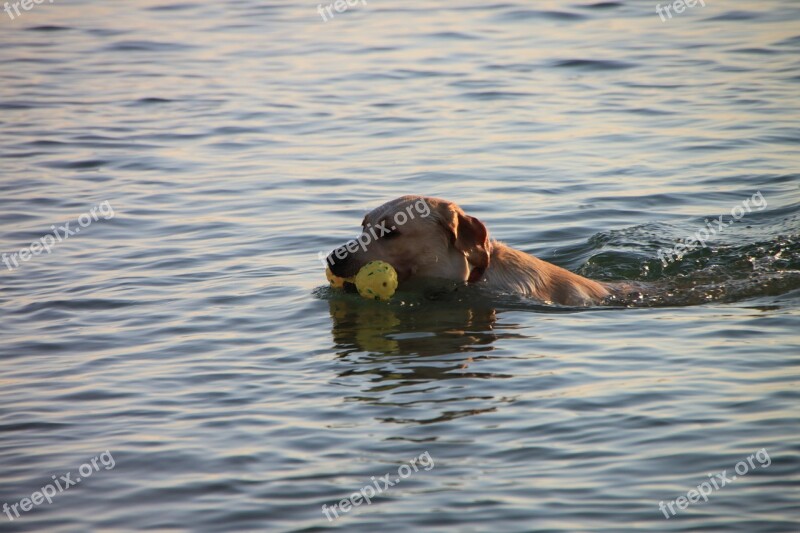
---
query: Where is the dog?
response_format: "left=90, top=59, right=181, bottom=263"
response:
left=326, top=195, right=616, bottom=306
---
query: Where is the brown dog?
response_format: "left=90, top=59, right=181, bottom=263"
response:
left=326, top=196, right=613, bottom=306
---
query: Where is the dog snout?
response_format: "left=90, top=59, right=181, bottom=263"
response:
left=327, top=244, right=361, bottom=278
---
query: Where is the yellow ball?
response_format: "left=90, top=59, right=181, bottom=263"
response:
left=325, top=266, right=353, bottom=289
left=355, top=261, right=398, bottom=301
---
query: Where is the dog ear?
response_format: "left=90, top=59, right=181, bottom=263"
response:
left=456, top=213, right=490, bottom=282
left=440, top=205, right=490, bottom=282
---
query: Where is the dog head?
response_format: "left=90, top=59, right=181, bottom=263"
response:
left=326, top=196, right=490, bottom=285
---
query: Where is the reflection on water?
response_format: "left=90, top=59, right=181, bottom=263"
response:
left=327, top=294, right=528, bottom=425
left=328, top=294, right=510, bottom=357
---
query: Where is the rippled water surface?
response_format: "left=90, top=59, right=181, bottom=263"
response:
left=1, top=0, right=799, bottom=531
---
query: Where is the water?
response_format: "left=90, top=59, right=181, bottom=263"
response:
left=1, top=0, right=799, bottom=531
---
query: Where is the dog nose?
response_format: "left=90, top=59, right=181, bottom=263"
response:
left=327, top=247, right=352, bottom=277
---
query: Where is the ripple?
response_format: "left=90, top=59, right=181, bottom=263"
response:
left=498, top=9, right=587, bottom=21
left=26, top=25, right=72, bottom=32
left=103, top=40, right=197, bottom=52
left=551, top=58, right=635, bottom=70
left=40, top=159, right=109, bottom=169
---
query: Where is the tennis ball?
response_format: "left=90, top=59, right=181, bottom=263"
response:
left=355, top=261, right=398, bottom=301
left=325, top=266, right=353, bottom=289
